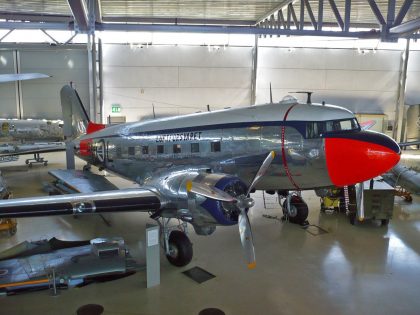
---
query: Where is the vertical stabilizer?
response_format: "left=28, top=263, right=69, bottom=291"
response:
left=60, top=85, right=105, bottom=139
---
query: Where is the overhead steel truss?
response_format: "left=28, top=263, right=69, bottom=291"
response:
left=0, top=0, right=418, bottom=41
left=256, top=0, right=420, bottom=41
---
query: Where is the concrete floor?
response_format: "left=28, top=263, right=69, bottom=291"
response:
left=0, top=152, right=420, bottom=315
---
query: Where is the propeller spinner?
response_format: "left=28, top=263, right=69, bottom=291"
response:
left=187, top=151, right=276, bottom=269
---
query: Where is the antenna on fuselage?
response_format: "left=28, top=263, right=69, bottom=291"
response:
left=288, top=91, right=313, bottom=104
left=269, top=83, right=273, bottom=103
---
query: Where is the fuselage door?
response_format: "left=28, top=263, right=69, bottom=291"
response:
left=95, top=139, right=106, bottom=164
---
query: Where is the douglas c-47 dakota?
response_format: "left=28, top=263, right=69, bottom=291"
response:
left=0, top=86, right=401, bottom=269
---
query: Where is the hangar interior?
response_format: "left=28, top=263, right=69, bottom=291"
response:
left=0, top=1, right=420, bottom=314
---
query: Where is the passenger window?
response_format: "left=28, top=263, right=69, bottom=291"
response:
left=157, top=145, right=164, bottom=154
left=211, top=141, right=221, bottom=152
left=107, top=142, right=115, bottom=162
left=142, top=146, right=149, bottom=155
left=173, top=144, right=181, bottom=154
left=191, top=143, right=199, bottom=153
left=128, top=147, right=135, bottom=156
left=135, top=145, right=142, bottom=157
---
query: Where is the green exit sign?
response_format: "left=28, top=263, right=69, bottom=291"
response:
left=111, top=104, right=121, bottom=113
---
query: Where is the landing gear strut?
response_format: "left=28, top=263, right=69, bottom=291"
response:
left=279, top=192, right=309, bottom=225
left=153, top=217, right=193, bottom=267
left=25, top=153, right=48, bottom=167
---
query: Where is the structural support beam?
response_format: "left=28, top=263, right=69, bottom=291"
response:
left=87, top=33, right=97, bottom=122
left=317, top=0, right=324, bottom=30
left=394, top=0, right=413, bottom=26
left=94, top=0, right=102, bottom=23
left=289, top=4, right=299, bottom=29
left=366, top=0, right=386, bottom=26
left=257, top=1, right=293, bottom=24
left=104, top=16, right=256, bottom=26
left=393, top=39, right=410, bottom=143
left=278, top=10, right=286, bottom=29
left=328, top=0, right=344, bottom=30
left=344, top=0, right=351, bottom=32
left=300, top=0, right=305, bottom=31
left=304, top=0, right=317, bottom=30
left=251, top=35, right=258, bottom=106
left=67, top=0, right=89, bottom=31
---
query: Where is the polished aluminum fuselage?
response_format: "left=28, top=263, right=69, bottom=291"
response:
left=75, top=99, right=355, bottom=192
left=0, top=119, right=63, bottom=142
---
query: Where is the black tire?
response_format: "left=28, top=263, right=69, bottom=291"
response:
left=166, top=231, right=193, bottom=267
left=284, top=196, right=308, bottom=225
left=349, top=212, right=356, bottom=225
left=381, top=219, right=389, bottom=226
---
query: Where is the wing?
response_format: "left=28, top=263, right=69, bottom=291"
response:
left=399, top=140, right=420, bottom=148
left=0, top=169, right=161, bottom=219
left=359, top=120, right=376, bottom=130
left=0, top=142, right=65, bottom=158
left=0, top=73, right=50, bottom=83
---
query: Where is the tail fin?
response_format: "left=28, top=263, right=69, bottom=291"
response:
left=60, top=85, right=105, bottom=139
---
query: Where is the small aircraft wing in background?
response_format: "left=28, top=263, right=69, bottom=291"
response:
left=0, top=73, right=50, bottom=83
left=359, top=119, right=376, bottom=130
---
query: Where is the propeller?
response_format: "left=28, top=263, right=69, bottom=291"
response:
left=187, top=151, right=276, bottom=269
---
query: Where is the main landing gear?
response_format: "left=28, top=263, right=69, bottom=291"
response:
left=278, top=191, right=309, bottom=225
left=153, top=217, right=193, bottom=267
left=25, top=153, right=48, bottom=167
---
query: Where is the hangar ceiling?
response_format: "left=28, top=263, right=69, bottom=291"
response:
left=0, top=1, right=419, bottom=40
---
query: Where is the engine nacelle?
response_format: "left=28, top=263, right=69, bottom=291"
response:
left=155, top=171, right=247, bottom=227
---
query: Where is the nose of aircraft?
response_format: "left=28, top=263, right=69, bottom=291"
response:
left=325, top=131, right=401, bottom=187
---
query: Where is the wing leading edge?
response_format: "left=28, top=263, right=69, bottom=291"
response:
left=0, top=169, right=161, bottom=219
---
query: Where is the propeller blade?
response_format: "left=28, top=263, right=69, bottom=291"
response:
left=186, top=180, right=236, bottom=203
left=238, top=210, right=256, bottom=269
left=246, top=151, right=276, bottom=196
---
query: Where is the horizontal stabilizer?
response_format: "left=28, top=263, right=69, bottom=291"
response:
left=49, top=169, right=118, bottom=193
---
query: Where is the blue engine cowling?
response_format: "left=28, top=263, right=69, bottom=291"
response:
left=192, top=173, right=248, bottom=226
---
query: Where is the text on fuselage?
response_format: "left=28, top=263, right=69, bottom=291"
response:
left=155, top=132, right=202, bottom=143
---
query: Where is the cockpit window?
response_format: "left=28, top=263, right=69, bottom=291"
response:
left=306, top=118, right=359, bottom=138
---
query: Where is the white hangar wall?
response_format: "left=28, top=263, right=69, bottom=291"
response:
left=101, top=36, right=420, bottom=124
left=0, top=48, right=89, bottom=120
left=406, top=50, right=420, bottom=106
left=256, top=47, right=402, bottom=120
left=102, top=44, right=253, bottom=121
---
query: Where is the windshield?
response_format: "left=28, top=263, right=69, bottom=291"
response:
left=306, top=118, right=360, bottom=138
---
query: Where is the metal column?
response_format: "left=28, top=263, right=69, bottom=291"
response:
left=250, top=35, right=259, bottom=105
left=393, top=39, right=410, bottom=142
left=87, top=33, right=98, bottom=122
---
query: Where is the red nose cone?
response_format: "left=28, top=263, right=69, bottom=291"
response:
left=325, top=137, right=400, bottom=187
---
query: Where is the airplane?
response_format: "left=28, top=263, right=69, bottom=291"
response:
left=0, top=119, right=64, bottom=166
left=0, top=85, right=401, bottom=269
left=0, top=73, right=65, bottom=166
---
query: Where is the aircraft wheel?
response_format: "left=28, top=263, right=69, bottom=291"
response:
left=284, top=195, right=308, bottom=225
left=9, top=226, right=17, bottom=236
left=25, top=159, right=29, bottom=165
left=381, top=219, right=390, bottom=226
left=349, top=212, right=356, bottom=225
left=43, top=161, right=48, bottom=166
left=166, top=230, right=193, bottom=267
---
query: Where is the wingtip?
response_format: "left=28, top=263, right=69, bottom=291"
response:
left=271, top=151, right=276, bottom=158
left=247, top=261, right=256, bottom=270
left=186, top=180, right=192, bottom=192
